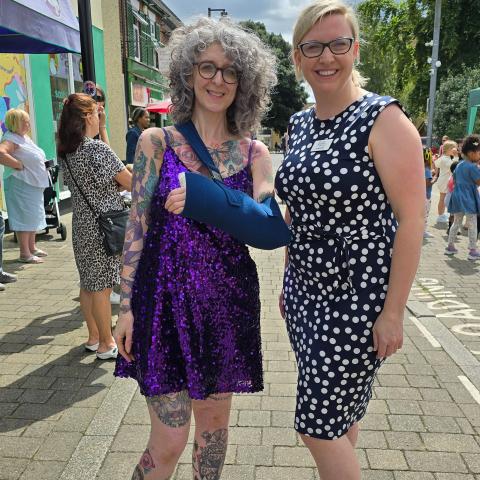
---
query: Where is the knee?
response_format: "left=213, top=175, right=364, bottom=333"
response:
left=194, top=400, right=231, bottom=431
left=149, top=436, right=187, bottom=465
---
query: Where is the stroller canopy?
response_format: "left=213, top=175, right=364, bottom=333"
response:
left=0, top=0, right=80, bottom=53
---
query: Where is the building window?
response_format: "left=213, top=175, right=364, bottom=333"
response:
left=133, top=23, right=141, bottom=61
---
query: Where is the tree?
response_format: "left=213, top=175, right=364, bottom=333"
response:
left=240, top=20, right=308, bottom=134
left=357, top=0, right=480, bottom=121
left=433, top=65, right=480, bottom=139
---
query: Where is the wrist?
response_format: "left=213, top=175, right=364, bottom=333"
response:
left=99, top=125, right=107, bottom=129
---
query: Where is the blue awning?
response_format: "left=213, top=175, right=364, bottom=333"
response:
left=0, top=0, right=80, bottom=53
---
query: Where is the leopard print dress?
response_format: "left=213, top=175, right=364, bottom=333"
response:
left=60, top=137, right=126, bottom=291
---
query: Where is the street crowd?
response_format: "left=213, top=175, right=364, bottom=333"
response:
left=0, top=1, right=479, bottom=479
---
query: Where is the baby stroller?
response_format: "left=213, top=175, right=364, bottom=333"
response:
left=43, top=159, right=67, bottom=240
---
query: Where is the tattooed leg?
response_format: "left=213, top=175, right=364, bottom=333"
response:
left=135, top=391, right=191, bottom=479
left=192, top=429, right=228, bottom=480
left=191, top=393, right=232, bottom=480
left=147, top=390, right=192, bottom=427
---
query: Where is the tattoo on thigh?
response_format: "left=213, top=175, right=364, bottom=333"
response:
left=192, top=428, right=228, bottom=480
left=147, top=391, right=192, bottom=427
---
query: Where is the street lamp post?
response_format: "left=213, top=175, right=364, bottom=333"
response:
left=425, top=0, right=442, bottom=149
left=78, top=0, right=96, bottom=83
left=208, top=8, right=227, bottom=18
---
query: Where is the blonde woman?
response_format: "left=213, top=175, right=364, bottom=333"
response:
left=434, top=139, right=458, bottom=223
left=275, top=1, right=424, bottom=478
left=0, top=109, right=49, bottom=263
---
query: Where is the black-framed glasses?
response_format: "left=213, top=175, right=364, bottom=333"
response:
left=297, top=37, right=354, bottom=58
left=194, top=61, right=240, bottom=84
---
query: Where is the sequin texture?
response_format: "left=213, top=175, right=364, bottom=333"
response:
left=114, top=145, right=263, bottom=399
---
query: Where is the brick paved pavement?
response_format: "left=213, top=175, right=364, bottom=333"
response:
left=1, top=166, right=480, bottom=478
left=413, top=187, right=480, bottom=358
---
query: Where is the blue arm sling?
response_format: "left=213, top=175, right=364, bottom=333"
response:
left=175, top=121, right=291, bottom=250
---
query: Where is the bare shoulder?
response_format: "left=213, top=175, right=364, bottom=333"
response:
left=370, top=103, right=421, bottom=158
left=251, top=139, right=270, bottom=157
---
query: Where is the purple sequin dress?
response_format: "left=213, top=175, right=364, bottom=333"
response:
left=114, top=135, right=263, bottom=399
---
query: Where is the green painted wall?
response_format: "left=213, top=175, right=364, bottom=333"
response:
left=29, top=55, right=56, bottom=160
left=93, top=26, right=108, bottom=122
left=29, top=26, right=107, bottom=158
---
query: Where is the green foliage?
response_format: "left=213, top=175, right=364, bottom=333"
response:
left=433, top=65, right=480, bottom=139
left=240, top=20, right=308, bottom=134
left=357, top=0, right=480, bottom=122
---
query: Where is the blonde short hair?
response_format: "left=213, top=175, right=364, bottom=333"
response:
left=292, top=0, right=367, bottom=87
left=443, top=140, right=457, bottom=155
left=4, top=109, right=29, bottom=134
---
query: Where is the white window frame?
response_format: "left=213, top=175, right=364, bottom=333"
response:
left=133, top=23, right=141, bottom=62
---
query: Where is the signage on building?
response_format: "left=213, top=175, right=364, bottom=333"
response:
left=131, top=83, right=149, bottom=106
left=155, top=47, right=170, bottom=75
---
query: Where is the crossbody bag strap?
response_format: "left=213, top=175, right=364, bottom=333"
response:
left=62, top=155, right=97, bottom=217
left=175, top=121, right=223, bottom=181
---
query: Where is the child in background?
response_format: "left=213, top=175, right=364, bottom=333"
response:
left=445, top=160, right=459, bottom=235
left=434, top=140, right=458, bottom=223
left=423, top=148, right=434, bottom=239
left=445, top=135, right=480, bottom=260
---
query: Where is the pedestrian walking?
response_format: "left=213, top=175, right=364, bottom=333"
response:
left=275, top=1, right=424, bottom=479
left=125, top=107, right=150, bottom=165
left=114, top=17, right=276, bottom=480
left=434, top=140, right=458, bottom=223
left=0, top=109, right=49, bottom=264
left=57, top=93, right=132, bottom=359
left=424, top=148, right=434, bottom=239
left=444, top=134, right=480, bottom=260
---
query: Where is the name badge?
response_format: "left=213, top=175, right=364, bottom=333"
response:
left=311, top=139, right=333, bottom=152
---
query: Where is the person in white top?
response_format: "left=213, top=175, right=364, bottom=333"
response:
left=434, top=140, right=458, bottom=223
left=0, top=109, right=49, bottom=263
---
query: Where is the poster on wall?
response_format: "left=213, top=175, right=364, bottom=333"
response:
left=0, top=54, right=29, bottom=213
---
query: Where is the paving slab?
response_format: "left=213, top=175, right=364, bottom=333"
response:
left=1, top=170, right=480, bottom=478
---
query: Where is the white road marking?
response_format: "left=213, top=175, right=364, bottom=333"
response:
left=458, top=375, right=480, bottom=405
left=409, top=316, right=441, bottom=348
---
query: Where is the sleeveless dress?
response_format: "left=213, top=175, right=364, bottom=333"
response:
left=114, top=131, right=263, bottom=400
left=275, top=93, right=400, bottom=440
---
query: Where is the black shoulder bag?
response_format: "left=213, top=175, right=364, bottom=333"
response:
left=62, top=156, right=130, bottom=256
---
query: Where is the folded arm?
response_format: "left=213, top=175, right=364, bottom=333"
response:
left=0, top=141, right=23, bottom=170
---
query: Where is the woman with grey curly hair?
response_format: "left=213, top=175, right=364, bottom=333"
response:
left=114, top=17, right=277, bottom=479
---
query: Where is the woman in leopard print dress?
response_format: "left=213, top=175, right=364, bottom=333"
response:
left=57, top=93, right=132, bottom=359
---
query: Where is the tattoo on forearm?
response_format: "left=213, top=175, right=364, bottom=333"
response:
left=192, top=429, right=228, bottom=480
left=120, top=133, right=163, bottom=312
left=147, top=391, right=192, bottom=428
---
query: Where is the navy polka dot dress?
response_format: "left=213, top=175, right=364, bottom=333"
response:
left=275, top=93, right=401, bottom=440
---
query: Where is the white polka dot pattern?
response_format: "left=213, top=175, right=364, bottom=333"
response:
left=274, top=93, right=401, bottom=440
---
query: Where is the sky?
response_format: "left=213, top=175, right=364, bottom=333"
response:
left=163, top=0, right=315, bottom=44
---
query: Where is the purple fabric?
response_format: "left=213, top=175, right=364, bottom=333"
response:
left=114, top=146, right=263, bottom=399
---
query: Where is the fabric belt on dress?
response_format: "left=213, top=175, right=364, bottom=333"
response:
left=291, top=225, right=386, bottom=293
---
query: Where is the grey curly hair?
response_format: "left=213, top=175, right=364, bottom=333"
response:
left=168, top=17, right=277, bottom=135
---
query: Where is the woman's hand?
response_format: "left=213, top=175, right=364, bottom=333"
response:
left=15, top=161, right=24, bottom=170
left=114, top=309, right=135, bottom=362
left=98, top=105, right=107, bottom=128
left=372, top=310, right=403, bottom=359
left=165, top=187, right=186, bottom=214
left=279, top=289, right=285, bottom=319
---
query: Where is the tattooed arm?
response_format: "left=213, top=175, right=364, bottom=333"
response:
left=115, top=128, right=165, bottom=362
left=250, top=140, right=274, bottom=203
